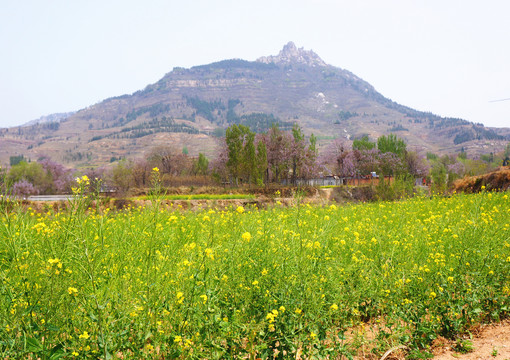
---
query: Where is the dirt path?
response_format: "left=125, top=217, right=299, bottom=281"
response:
left=432, top=320, right=510, bottom=360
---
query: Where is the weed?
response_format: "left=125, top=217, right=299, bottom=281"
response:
left=491, top=346, right=498, bottom=357
left=454, top=339, right=474, bottom=354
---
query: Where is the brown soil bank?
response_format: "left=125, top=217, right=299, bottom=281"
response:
left=432, top=320, right=510, bottom=359
left=110, top=194, right=327, bottom=212
left=20, top=185, right=379, bottom=213
left=452, top=167, right=510, bottom=193
left=321, top=186, right=377, bottom=204
left=127, top=185, right=319, bottom=198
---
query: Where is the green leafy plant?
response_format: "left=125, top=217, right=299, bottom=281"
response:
left=454, top=339, right=474, bottom=354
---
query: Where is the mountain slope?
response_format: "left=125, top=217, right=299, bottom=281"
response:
left=1, top=42, right=508, bottom=168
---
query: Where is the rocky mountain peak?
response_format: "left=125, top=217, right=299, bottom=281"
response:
left=257, top=42, right=327, bottom=67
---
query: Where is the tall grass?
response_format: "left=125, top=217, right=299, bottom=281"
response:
left=0, top=189, right=509, bottom=358
left=135, top=194, right=256, bottom=201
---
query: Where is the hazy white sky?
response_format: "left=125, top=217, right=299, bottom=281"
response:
left=1, top=0, right=509, bottom=128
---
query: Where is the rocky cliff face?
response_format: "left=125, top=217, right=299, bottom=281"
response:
left=257, top=41, right=327, bottom=67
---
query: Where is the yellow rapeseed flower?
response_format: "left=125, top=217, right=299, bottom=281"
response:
left=266, top=312, right=276, bottom=323
left=204, top=248, right=214, bottom=260
left=68, top=287, right=78, bottom=296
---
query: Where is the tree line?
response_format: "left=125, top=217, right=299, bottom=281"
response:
left=214, top=123, right=318, bottom=186
left=1, top=123, right=509, bottom=197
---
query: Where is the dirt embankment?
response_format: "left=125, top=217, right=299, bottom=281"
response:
left=432, top=320, right=510, bottom=360
left=453, top=166, right=510, bottom=193
left=19, top=185, right=380, bottom=212
left=321, top=186, right=377, bottom=203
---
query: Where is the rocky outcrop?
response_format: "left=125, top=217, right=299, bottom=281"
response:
left=257, top=41, right=327, bottom=67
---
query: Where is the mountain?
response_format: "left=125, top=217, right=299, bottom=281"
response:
left=1, top=42, right=508, bottom=168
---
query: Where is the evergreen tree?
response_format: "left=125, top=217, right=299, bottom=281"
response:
left=353, top=135, right=376, bottom=151
left=291, top=124, right=306, bottom=184
left=241, top=131, right=256, bottom=184
left=377, top=134, right=407, bottom=157
left=255, top=140, right=268, bottom=185
left=225, top=124, right=256, bottom=185
left=193, top=153, right=209, bottom=175
left=309, top=133, right=317, bottom=155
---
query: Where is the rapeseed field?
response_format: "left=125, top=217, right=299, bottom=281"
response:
left=0, top=189, right=509, bottom=358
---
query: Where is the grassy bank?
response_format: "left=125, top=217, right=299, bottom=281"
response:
left=134, top=193, right=256, bottom=201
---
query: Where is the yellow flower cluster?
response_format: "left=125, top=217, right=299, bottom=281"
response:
left=241, top=232, right=252, bottom=242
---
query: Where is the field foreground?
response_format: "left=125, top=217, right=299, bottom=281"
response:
left=0, top=191, right=509, bottom=359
